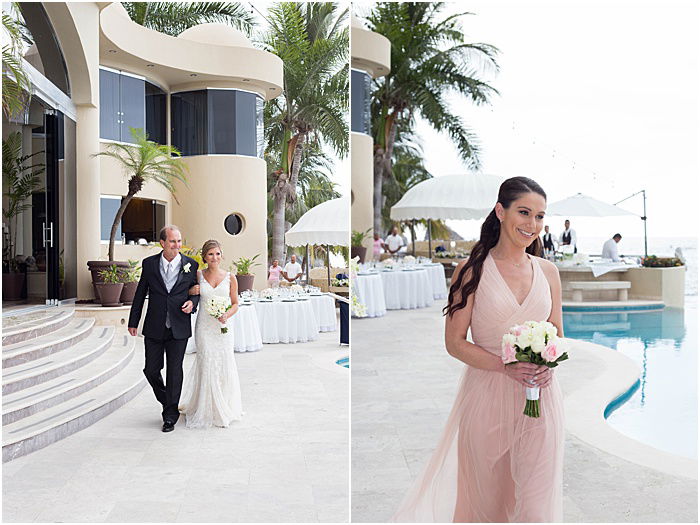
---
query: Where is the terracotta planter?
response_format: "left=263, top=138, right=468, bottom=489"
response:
left=2, top=272, right=25, bottom=301
left=236, top=274, right=255, bottom=293
left=95, top=282, right=124, bottom=307
left=351, top=246, right=367, bottom=263
left=87, top=261, right=129, bottom=302
left=120, top=281, right=138, bottom=305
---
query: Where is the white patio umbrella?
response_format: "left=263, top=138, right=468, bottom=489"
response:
left=390, top=174, right=504, bottom=254
left=285, top=197, right=349, bottom=285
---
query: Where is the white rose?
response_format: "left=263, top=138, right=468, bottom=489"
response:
left=516, top=328, right=534, bottom=350
left=531, top=338, right=546, bottom=354
left=502, top=333, right=517, bottom=347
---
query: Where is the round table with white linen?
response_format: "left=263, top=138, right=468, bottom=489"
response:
left=253, top=298, right=319, bottom=344
left=186, top=303, right=263, bottom=354
left=308, top=293, right=337, bottom=332
left=353, top=273, right=387, bottom=318
left=379, top=268, right=433, bottom=310
left=421, top=263, right=448, bottom=299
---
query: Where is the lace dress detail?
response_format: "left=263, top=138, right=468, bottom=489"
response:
left=180, top=271, right=243, bottom=428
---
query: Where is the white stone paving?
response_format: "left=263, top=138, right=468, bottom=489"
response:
left=351, top=301, right=698, bottom=523
left=3, top=326, right=349, bottom=523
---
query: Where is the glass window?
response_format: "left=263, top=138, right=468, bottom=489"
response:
left=224, top=213, right=245, bottom=236
left=99, top=69, right=120, bottom=141
left=119, top=74, right=145, bottom=143
left=121, top=197, right=165, bottom=243
left=171, top=89, right=264, bottom=157
left=351, top=69, right=371, bottom=135
left=145, top=82, right=167, bottom=145
left=100, top=196, right=122, bottom=242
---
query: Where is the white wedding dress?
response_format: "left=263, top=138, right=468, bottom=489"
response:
left=179, top=271, right=243, bottom=428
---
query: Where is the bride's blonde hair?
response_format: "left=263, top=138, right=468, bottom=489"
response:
left=201, top=239, right=223, bottom=261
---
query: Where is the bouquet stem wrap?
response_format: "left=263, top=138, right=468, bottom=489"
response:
left=525, top=386, right=541, bottom=418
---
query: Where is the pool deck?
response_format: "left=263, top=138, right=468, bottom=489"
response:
left=351, top=301, right=698, bottom=522
left=2, top=327, right=349, bottom=523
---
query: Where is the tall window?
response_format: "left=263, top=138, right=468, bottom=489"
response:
left=351, top=69, right=371, bottom=135
left=100, top=196, right=165, bottom=243
left=171, top=89, right=264, bottom=157
left=99, top=68, right=166, bottom=144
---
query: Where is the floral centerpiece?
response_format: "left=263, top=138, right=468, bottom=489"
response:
left=501, top=321, right=569, bottom=418
left=261, top=288, right=275, bottom=300
left=403, top=255, right=416, bottom=265
left=332, top=273, right=349, bottom=287
left=351, top=290, right=367, bottom=317
left=349, top=256, right=360, bottom=278
left=382, top=260, right=395, bottom=270
left=290, top=284, right=304, bottom=294
left=205, top=296, right=232, bottom=334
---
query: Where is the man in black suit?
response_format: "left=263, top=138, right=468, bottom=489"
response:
left=128, top=225, right=200, bottom=432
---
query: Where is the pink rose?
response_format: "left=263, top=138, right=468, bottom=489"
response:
left=502, top=342, right=517, bottom=364
left=512, top=325, right=523, bottom=336
left=541, top=341, right=560, bottom=362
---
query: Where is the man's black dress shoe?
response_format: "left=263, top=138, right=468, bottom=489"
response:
left=162, top=421, right=175, bottom=432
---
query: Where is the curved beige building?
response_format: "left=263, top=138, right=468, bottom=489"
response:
left=3, top=2, right=283, bottom=301
left=350, top=15, right=390, bottom=254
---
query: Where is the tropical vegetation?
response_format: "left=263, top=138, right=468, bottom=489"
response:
left=123, top=2, right=255, bottom=36
left=2, top=4, right=31, bottom=118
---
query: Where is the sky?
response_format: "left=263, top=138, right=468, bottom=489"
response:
left=355, top=0, right=699, bottom=241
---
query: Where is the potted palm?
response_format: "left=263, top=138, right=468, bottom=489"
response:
left=96, top=264, right=124, bottom=307
left=89, top=127, right=188, bottom=300
left=351, top=228, right=371, bottom=263
left=230, top=254, right=261, bottom=293
left=119, top=259, right=141, bottom=305
left=2, top=132, right=44, bottom=300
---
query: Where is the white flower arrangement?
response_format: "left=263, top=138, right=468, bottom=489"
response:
left=403, top=255, right=416, bottom=265
left=204, top=296, right=232, bottom=334
left=332, top=277, right=349, bottom=287
left=349, top=256, right=360, bottom=278
left=261, top=288, right=275, bottom=299
left=183, top=262, right=192, bottom=273
left=290, top=284, right=304, bottom=294
left=350, top=289, right=367, bottom=317
left=382, top=260, right=394, bottom=269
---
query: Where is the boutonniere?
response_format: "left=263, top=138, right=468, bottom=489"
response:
left=183, top=262, right=192, bottom=273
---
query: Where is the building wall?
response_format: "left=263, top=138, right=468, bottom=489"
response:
left=351, top=133, right=374, bottom=252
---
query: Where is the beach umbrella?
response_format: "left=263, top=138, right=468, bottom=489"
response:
left=390, top=173, right=504, bottom=255
left=285, top=198, right=349, bottom=286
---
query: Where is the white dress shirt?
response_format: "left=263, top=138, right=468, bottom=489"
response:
left=558, top=228, right=577, bottom=248
left=601, top=239, right=621, bottom=261
left=284, top=261, right=303, bottom=281
left=385, top=234, right=404, bottom=253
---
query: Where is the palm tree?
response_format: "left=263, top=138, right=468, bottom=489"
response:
left=2, top=5, right=31, bottom=118
left=366, top=2, right=500, bottom=233
left=262, top=2, right=349, bottom=262
left=94, top=128, right=189, bottom=261
left=123, top=2, right=255, bottom=36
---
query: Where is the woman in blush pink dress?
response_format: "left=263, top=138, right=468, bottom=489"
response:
left=392, top=177, right=565, bottom=523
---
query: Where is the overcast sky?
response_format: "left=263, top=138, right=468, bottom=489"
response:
left=355, top=0, right=698, bottom=241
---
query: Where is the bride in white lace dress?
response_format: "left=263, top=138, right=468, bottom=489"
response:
left=180, top=239, right=243, bottom=428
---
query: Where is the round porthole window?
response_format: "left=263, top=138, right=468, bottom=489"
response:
left=224, top=213, right=245, bottom=236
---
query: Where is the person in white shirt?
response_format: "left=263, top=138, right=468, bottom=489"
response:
left=601, top=233, right=622, bottom=261
left=283, top=254, right=303, bottom=283
left=558, top=219, right=577, bottom=253
left=385, top=226, right=404, bottom=254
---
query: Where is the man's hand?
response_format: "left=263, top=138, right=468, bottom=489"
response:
left=181, top=300, right=194, bottom=314
left=128, top=327, right=138, bottom=336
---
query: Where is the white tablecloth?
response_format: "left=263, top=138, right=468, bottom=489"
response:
left=354, top=273, right=386, bottom=318
left=309, top=293, right=337, bottom=331
left=421, top=263, right=448, bottom=299
left=253, top=299, right=319, bottom=344
left=379, top=268, right=433, bottom=310
left=186, top=304, right=263, bottom=354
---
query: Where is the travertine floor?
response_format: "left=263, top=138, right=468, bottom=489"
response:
left=351, top=301, right=698, bottom=523
left=3, top=328, right=348, bottom=523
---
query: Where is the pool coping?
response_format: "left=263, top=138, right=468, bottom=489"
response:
left=562, top=300, right=665, bottom=312
left=562, top=338, right=697, bottom=480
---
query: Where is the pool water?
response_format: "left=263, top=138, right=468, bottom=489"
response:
left=563, top=296, right=697, bottom=459
left=336, top=356, right=349, bottom=368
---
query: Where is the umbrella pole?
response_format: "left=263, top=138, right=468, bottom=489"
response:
left=642, top=190, right=648, bottom=258
left=428, top=220, right=432, bottom=259
left=326, top=244, right=331, bottom=288
left=306, top=244, right=310, bottom=284
left=411, top=220, right=416, bottom=256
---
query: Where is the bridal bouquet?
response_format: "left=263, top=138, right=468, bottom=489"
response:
left=501, top=321, right=569, bottom=418
left=205, top=296, right=232, bottom=334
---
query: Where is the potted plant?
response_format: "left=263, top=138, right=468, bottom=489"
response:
left=351, top=228, right=371, bottom=263
left=88, top=127, right=188, bottom=300
left=230, top=254, right=261, bottom=293
left=119, top=259, right=141, bottom=305
left=2, top=132, right=44, bottom=300
left=96, top=264, right=124, bottom=307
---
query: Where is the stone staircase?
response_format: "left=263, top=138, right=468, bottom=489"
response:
left=2, top=307, right=146, bottom=462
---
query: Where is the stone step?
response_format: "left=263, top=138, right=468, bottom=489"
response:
left=2, top=344, right=147, bottom=462
left=2, top=332, right=135, bottom=425
left=2, top=318, right=95, bottom=369
left=2, top=325, right=113, bottom=395
left=2, top=308, right=75, bottom=346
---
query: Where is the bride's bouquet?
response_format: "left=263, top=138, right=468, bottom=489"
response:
left=501, top=321, right=569, bottom=418
left=205, top=296, right=232, bottom=334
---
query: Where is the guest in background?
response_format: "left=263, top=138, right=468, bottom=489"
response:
left=385, top=226, right=404, bottom=255
left=373, top=232, right=385, bottom=260
left=268, top=259, right=283, bottom=287
left=283, top=254, right=303, bottom=283
left=542, top=225, right=556, bottom=258
left=559, top=219, right=577, bottom=253
left=601, top=233, right=623, bottom=261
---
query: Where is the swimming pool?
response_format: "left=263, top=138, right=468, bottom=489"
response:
left=563, top=296, right=697, bottom=459
left=336, top=356, right=349, bottom=368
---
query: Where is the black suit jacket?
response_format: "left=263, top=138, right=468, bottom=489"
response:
left=128, top=252, right=200, bottom=340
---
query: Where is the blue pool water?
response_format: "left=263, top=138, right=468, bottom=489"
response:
left=563, top=296, right=697, bottom=459
left=336, top=356, right=349, bottom=368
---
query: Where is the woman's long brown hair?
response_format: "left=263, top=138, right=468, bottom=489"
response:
left=444, top=177, right=546, bottom=317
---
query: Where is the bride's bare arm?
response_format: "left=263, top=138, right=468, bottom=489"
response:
left=188, top=270, right=201, bottom=296
left=226, top=273, right=239, bottom=319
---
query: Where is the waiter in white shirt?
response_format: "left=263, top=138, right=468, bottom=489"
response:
left=385, top=226, right=404, bottom=255
left=601, top=233, right=622, bottom=261
left=559, top=219, right=577, bottom=253
left=283, top=254, right=303, bottom=283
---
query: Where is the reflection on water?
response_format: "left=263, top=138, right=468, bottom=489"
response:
left=563, top=297, right=697, bottom=459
